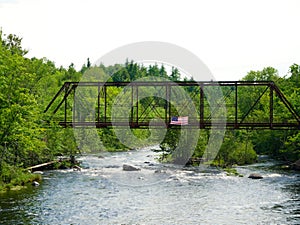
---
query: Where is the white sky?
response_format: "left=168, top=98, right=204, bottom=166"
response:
left=0, top=0, right=300, bottom=81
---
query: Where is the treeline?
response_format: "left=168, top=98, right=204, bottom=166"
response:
left=0, top=31, right=299, bottom=188
left=0, top=31, right=187, bottom=188
left=0, top=31, right=82, bottom=189
left=241, top=66, right=300, bottom=163
left=160, top=66, right=300, bottom=166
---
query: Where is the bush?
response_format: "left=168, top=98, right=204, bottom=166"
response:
left=215, top=132, right=257, bottom=167
left=0, top=162, right=41, bottom=191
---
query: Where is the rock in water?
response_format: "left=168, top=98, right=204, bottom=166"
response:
left=123, top=164, right=140, bottom=171
left=33, top=171, right=44, bottom=175
left=32, top=181, right=40, bottom=186
left=248, top=173, right=263, bottom=179
left=291, top=159, right=300, bottom=171
left=73, top=165, right=82, bottom=171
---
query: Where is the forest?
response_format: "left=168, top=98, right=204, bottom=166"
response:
left=0, top=31, right=299, bottom=190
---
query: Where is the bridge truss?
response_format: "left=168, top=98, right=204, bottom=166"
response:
left=44, top=81, right=300, bottom=130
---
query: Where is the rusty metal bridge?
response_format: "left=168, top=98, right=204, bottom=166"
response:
left=44, top=81, right=300, bottom=130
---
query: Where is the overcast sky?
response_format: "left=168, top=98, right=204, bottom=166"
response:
left=0, top=0, right=299, bottom=80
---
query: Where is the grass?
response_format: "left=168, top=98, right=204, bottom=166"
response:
left=224, top=167, right=243, bottom=177
left=0, top=164, right=42, bottom=192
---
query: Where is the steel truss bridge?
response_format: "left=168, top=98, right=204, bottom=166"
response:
left=44, top=81, right=300, bottom=130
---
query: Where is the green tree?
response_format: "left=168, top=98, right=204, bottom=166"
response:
left=0, top=31, right=45, bottom=171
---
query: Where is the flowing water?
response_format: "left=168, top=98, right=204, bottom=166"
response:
left=0, top=146, right=299, bottom=225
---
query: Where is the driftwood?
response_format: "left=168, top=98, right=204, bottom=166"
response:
left=26, top=160, right=58, bottom=171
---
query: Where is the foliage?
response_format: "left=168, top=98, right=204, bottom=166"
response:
left=0, top=162, right=41, bottom=191
left=216, top=130, right=257, bottom=166
left=0, top=30, right=81, bottom=188
left=224, top=167, right=243, bottom=177
left=160, top=65, right=300, bottom=166
left=241, top=65, right=300, bottom=162
left=1, top=30, right=300, bottom=191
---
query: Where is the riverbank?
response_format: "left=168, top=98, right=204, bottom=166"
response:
left=0, top=156, right=80, bottom=193
left=0, top=167, right=42, bottom=193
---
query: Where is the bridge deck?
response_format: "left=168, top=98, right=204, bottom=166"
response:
left=59, top=122, right=300, bottom=129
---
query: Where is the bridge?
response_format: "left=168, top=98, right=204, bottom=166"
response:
left=44, top=81, right=300, bottom=130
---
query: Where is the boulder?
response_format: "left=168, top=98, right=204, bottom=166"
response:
left=33, top=171, right=44, bottom=175
left=32, top=181, right=40, bottom=186
left=73, top=165, right=82, bottom=171
left=123, top=164, right=140, bottom=171
left=291, top=159, right=300, bottom=171
left=248, top=173, right=263, bottom=179
left=154, top=169, right=166, bottom=174
left=105, top=165, right=120, bottom=168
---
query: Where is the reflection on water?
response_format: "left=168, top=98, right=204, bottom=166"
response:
left=0, top=147, right=299, bottom=224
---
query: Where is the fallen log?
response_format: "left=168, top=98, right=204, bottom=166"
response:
left=26, top=160, right=59, bottom=171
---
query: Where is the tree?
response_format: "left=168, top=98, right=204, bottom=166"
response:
left=170, top=67, right=180, bottom=81
left=0, top=30, right=28, bottom=56
left=0, top=31, right=45, bottom=170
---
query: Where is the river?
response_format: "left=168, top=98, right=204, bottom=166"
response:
left=0, top=146, right=299, bottom=225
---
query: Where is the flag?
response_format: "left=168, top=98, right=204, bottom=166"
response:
left=170, top=116, right=188, bottom=125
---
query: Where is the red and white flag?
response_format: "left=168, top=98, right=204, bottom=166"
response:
left=170, top=116, right=189, bottom=125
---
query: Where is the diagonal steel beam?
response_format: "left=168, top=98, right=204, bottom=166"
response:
left=238, top=86, right=269, bottom=125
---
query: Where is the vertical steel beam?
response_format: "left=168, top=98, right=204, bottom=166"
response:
left=165, top=84, right=169, bottom=125
left=104, top=85, right=107, bottom=123
left=73, top=86, right=76, bottom=125
left=64, top=83, right=69, bottom=126
left=270, top=83, right=273, bottom=129
left=131, top=85, right=134, bottom=124
left=136, top=85, right=139, bottom=125
left=200, top=84, right=204, bottom=128
left=169, top=85, right=172, bottom=124
left=97, top=84, right=100, bottom=122
left=235, top=82, right=238, bottom=128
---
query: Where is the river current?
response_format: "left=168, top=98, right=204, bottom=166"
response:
left=0, top=146, right=299, bottom=225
